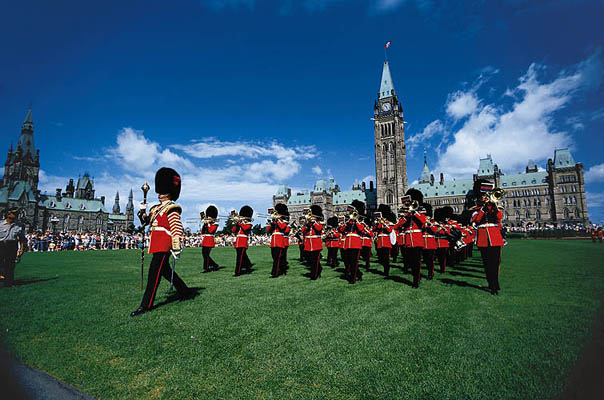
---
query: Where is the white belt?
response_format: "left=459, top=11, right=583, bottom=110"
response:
left=378, top=234, right=390, bottom=237
left=405, top=230, right=422, bottom=233
left=150, top=227, right=172, bottom=236
left=272, top=232, right=283, bottom=235
left=423, top=234, right=435, bottom=238
left=346, top=233, right=360, bottom=237
left=478, top=223, right=498, bottom=228
left=201, top=234, right=214, bottom=237
left=306, top=235, right=321, bottom=238
left=236, top=234, right=248, bottom=238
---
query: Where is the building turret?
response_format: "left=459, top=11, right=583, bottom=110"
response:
left=419, top=151, right=431, bottom=184
left=126, top=189, right=134, bottom=215
left=113, top=191, right=121, bottom=214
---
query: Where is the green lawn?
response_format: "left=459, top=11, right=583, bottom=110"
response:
left=1, top=240, right=604, bottom=399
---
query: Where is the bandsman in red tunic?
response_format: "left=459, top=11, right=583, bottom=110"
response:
left=303, top=205, right=324, bottom=280
left=471, top=182, right=504, bottom=295
left=421, top=203, right=438, bottom=280
left=281, top=218, right=291, bottom=273
left=598, top=227, right=603, bottom=243
left=232, top=205, right=254, bottom=276
left=324, top=217, right=341, bottom=267
left=200, top=205, right=220, bottom=272
left=361, top=216, right=373, bottom=270
left=374, top=204, right=394, bottom=277
left=341, top=200, right=368, bottom=283
left=433, top=208, right=450, bottom=273
left=266, top=203, right=289, bottom=277
left=131, top=168, right=195, bottom=317
left=397, top=189, right=426, bottom=288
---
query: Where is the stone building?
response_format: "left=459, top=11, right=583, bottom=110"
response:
left=408, top=149, right=589, bottom=227
left=0, top=109, right=134, bottom=232
left=273, top=177, right=377, bottom=221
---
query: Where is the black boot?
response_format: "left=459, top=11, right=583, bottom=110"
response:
left=130, top=306, right=148, bottom=317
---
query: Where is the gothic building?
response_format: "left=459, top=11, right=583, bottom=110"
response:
left=273, top=177, right=377, bottom=222
left=373, top=61, right=408, bottom=210
left=408, top=150, right=589, bottom=227
left=0, top=109, right=135, bottom=232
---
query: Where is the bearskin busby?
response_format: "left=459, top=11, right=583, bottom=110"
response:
left=406, top=188, right=424, bottom=204
left=442, top=206, right=454, bottom=220
left=155, top=167, right=181, bottom=201
left=422, top=203, right=433, bottom=218
left=351, top=199, right=365, bottom=216
left=433, top=207, right=443, bottom=222
left=377, top=203, right=392, bottom=216
left=205, top=205, right=218, bottom=219
left=239, top=205, right=253, bottom=219
left=326, top=216, right=338, bottom=228
left=310, top=204, right=323, bottom=220
left=275, top=203, right=289, bottom=218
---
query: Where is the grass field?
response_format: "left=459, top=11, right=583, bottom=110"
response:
left=1, top=240, right=604, bottom=399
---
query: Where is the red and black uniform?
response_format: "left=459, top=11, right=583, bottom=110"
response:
left=232, top=221, right=253, bottom=276
left=280, top=224, right=291, bottom=273
left=266, top=218, right=288, bottom=277
left=340, top=219, right=367, bottom=283
left=201, top=221, right=219, bottom=271
left=472, top=203, right=504, bottom=294
left=304, top=220, right=324, bottom=279
left=398, top=211, right=426, bottom=288
left=598, top=228, right=603, bottom=243
left=374, top=220, right=393, bottom=276
left=361, top=223, right=373, bottom=269
left=435, top=224, right=450, bottom=273
left=324, top=229, right=341, bottom=267
left=422, top=222, right=438, bottom=280
left=140, top=201, right=190, bottom=310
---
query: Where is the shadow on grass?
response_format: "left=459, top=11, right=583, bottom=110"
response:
left=155, top=287, right=204, bottom=310
left=385, top=274, right=414, bottom=287
left=1, top=277, right=59, bottom=288
left=439, top=278, right=490, bottom=293
left=447, top=270, right=485, bottom=279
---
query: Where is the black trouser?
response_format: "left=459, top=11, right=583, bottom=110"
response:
left=339, top=247, right=345, bottom=264
left=406, top=247, right=422, bottom=288
left=140, top=252, right=188, bottom=309
left=308, top=250, right=322, bottom=279
left=480, top=246, right=502, bottom=292
left=271, top=247, right=284, bottom=277
left=344, top=248, right=362, bottom=283
left=447, top=247, right=456, bottom=266
left=298, top=244, right=304, bottom=261
left=281, top=246, right=288, bottom=273
left=422, top=249, right=435, bottom=279
left=436, top=248, right=448, bottom=273
left=362, top=246, right=371, bottom=269
left=202, top=247, right=218, bottom=271
left=327, top=247, right=339, bottom=266
left=0, top=241, right=18, bottom=287
left=235, top=247, right=252, bottom=275
left=377, top=247, right=390, bottom=276
left=391, top=244, right=399, bottom=262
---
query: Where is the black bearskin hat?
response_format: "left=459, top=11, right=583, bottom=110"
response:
left=155, top=167, right=181, bottom=201
left=239, top=205, right=253, bottom=218
left=351, top=200, right=365, bottom=215
left=377, top=203, right=392, bottom=216
left=326, top=216, right=338, bottom=228
left=310, top=204, right=323, bottom=220
left=275, top=203, right=289, bottom=217
left=406, top=188, right=424, bottom=204
left=473, top=179, right=491, bottom=195
left=433, top=207, right=443, bottom=222
left=442, top=206, right=454, bottom=220
left=205, top=205, right=218, bottom=219
left=422, top=203, right=433, bottom=218
left=387, top=211, right=397, bottom=223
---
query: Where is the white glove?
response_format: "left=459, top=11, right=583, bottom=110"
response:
left=139, top=202, right=147, bottom=212
left=171, top=249, right=181, bottom=259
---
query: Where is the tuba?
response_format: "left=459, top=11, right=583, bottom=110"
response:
left=489, top=187, right=505, bottom=203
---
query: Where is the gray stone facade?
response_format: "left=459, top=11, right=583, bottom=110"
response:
left=0, top=109, right=134, bottom=232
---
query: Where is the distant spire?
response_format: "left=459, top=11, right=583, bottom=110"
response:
left=379, top=61, right=396, bottom=100
left=423, top=149, right=427, bottom=165
left=112, top=191, right=121, bottom=214
left=419, top=150, right=431, bottom=184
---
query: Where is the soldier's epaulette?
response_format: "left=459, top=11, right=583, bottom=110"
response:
left=164, top=203, right=182, bottom=214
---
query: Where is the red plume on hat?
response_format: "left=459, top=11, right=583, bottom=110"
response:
left=155, top=167, right=181, bottom=201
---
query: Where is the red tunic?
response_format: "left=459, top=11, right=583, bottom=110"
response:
left=437, top=225, right=450, bottom=248
left=266, top=219, right=288, bottom=248
left=283, top=225, right=291, bottom=247
left=201, top=223, right=218, bottom=247
left=325, top=229, right=341, bottom=248
left=423, top=224, right=438, bottom=250
left=374, top=222, right=393, bottom=249
left=148, top=203, right=182, bottom=254
left=341, top=220, right=366, bottom=250
left=232, top=222, right=252, bottom=248
left=471, top=206, right=504, bottom=247
left=303, top=222, right=323, bottom=251
left=399, top=212, right=426, bottom=248
left=362, top=226, right=373, bottom=248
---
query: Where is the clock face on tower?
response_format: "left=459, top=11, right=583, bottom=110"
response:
left=381, top=102, right=391, bottom=112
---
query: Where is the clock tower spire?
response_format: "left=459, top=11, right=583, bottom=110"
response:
left=374, top=61, right=408, bottom=210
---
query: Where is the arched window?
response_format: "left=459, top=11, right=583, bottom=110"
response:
left=536, top=210, right=541, bottom=220
left=386, top=191, right=393, bottom=204
left=515, top=211, right=520, bottom=220
left=563, top=208, right=570, bottom=219
left=525, top=210, right=530, bottom=219
left=575, top=208, right=580, bottom=218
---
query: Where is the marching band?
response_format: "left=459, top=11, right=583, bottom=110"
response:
left=130, top=167, right=508, bottom=316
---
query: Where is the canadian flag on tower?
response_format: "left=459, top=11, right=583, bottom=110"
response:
left=385, top=41, right=392, bottom=49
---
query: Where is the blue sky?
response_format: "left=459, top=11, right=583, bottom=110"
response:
left=1, top=0, right=603, bottom=225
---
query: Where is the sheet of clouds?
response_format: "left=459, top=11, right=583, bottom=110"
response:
left=585, top=164, right=604, bottom=184
left=411, top=50, right=604, bottom=178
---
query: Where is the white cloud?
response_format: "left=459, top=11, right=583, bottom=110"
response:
left=431, top=52, right=601, bottom=177
left=407, top=120, right=444, bottom=152
left=586, top=192, right=604, bottom=208
left=446, top=90, right=480, bottom=119
left=312, top=166, right=323, bottom=175
left=585, top=164, right=604, bottom=184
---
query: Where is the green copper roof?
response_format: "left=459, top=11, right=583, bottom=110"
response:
left=7, top=181, right=37, bottom=202
left=276, top=184, right=289, bottom=196
left=553, top=148, right=575, bottom=169
left=333, top=189, right=366, bottom=205
left=38, top=194, right=108, bottom=213
left=109, top=214, right=128, bottom=221
left=0, top=187, right=8, bottom=203
left=499, top=171, right=548, bottom=188
left=409, top=179, right=474, bottom=199
left=313, top=179, right=328, bottom=192
left=379, top=62, right=395, bottom=100
left=477, top=155, right=494, bottom=176
left=17, top=109, right=36, bottom=158
left=419, top=161, right=430, bottom=183
left=77, top=174, right=93, bottom=189
left=287, top=191, right=310, bottom=205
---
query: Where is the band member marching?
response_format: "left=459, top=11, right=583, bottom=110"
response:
left=374, top=204, right=394, bottom=277
left=266, top=203, right=289, bottom=277
left=421, top=203, right=437, bottom=280
left=200, top=205, right=220, bottom=272
left=280, top=217, right=291, bottom=274
left=433, top=208, right=451, bottom=273
left=131, top=167, right=196, bottom=317
left=361, top=216, right=373, bottom=270
left=396, top=189, right=426, bottom=288
left=471, top=182, right=505, bottom=295
left=304, top=205, right=324, bottom=280
left=324, top=217, right=341, bottom=267
left=232, top=205, right=254, bottom=276
left=341, top=200, right=368, bottom=283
